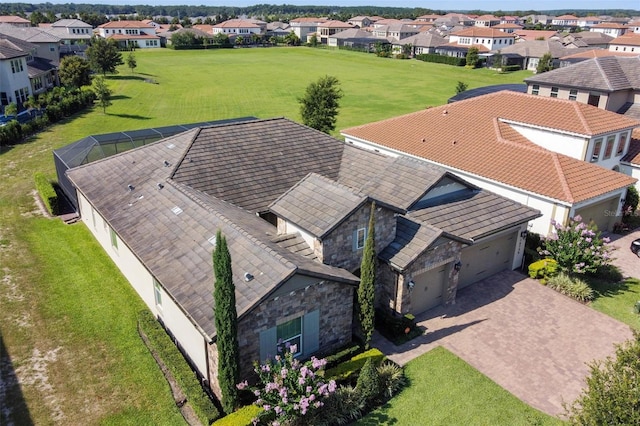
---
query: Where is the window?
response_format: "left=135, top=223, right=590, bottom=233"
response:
left=549, top=87, right=558, bottom=98
left=153, top=279, right=163, bottom=307
left=617, top=133, right=628, bottom=156
left=603, top=135, right=615, bottom=159
left=277, top=317, right=302, bottom=356
left=10, top=59, right=24, bottom=74
left=588, top=92, right=600, bottom=107
left=0, top=92, right=8, bottom=106
left=355, top=227, right=367, bottom=250
left=591, top=138, right=602, bottom=162
left=109, top=227, right=118, bottom=249
left=531, top=84, right=539, bottom=95
left=33, top=77, right=43, bottom=91
left=14, top=88, right=28, bottom=104
left=569, top=89, right=578, bottom=101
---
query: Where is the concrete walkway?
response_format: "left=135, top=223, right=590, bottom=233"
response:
left=372, top=270, right=633, bottom=417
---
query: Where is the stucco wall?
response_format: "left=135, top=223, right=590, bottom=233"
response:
left=509, top=123, right=587, bottom=160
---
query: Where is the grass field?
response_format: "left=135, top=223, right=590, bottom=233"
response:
left=0, top=47, right=534, bottom=424
left=357, top=347, right=564, bottom=426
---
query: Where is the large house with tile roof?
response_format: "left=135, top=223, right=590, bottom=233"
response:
left=0, top=16, right=30, bottom=28
left=66, top=117, right=539, bottom=398
left=609, top=33, right=640, bottom=54
left=341, top=91, right=638, bottom=236
left=40, top=19, right=93, bottom=45
left=439, top=27, right=515, bottom=58
left=96, top=21, right=160, bottom=48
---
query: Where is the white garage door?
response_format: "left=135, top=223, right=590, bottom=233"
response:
left=458, top=232, right=516, bottom=289
left=574, top=197, right=617, bottom=232
left=411, top=265, right=446, bottom=315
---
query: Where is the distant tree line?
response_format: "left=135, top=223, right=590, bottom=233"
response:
left=1, top=4, right=637, bottom=23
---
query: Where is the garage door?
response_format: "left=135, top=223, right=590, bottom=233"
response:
left=411, top=266, right=446, bottom=315
left=458, top=232, right=516, bottom=289
left=574, top=197, right=617, bottom=232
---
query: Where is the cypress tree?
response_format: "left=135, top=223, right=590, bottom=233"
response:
left=358, top=202, right=377, bottom=350
left=212, top=230, right=240, bottom=414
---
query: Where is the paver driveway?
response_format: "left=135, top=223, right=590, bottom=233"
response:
left=373, top=270, right=633, bottom=417
left=607, top=229, right=640, bottom=279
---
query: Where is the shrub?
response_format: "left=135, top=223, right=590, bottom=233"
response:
left=415, top=53, right=466, bottom=66
left=239, top=345, right=336, bottom=425
left=377, top=361, right=405, bottom=399
left=528, top=258, right=558, bottom=279
left=547, top=273, right=595, bottom=303
left=0, top=120, right=23, bottom=146
left=138, top=310, right=220, bottom=425
left=306, top=385, right=365, bottom=426
left=501, top=65, right=522, bottom=72
left=539, top=216, right=614, bottom=274
left=356, top=358, right=381, bottom=406
left=566, top=332, right=640, bottom=425
left=212, top=405, right=262, bottom=426
left=34, top=172, right=58, bottom=215
left=325, top=348, right=385, bottom=382
left=324, top=343, right=362, bottom=369
left=374, top=308, right=421, bottom=344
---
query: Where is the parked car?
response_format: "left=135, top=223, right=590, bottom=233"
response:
left=631, top=238, right=640, bottom=257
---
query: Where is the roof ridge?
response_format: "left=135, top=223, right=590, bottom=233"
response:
left=572, top=102, right=594, bottom=135
left=550, top=153, right=575, bottom=203
left=493, top=118, right=546, bottom=152
left=169, top=180, right=299, bottom=271
left=594, top=56, right=616, bottom=91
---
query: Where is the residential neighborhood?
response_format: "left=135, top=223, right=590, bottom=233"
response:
left=1, top=3, right=640, bottom=426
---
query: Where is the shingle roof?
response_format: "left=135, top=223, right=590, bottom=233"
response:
left=396, top=32, right=446, bottom=47
left=378, top=217, right=444, bottom=270
left=67, top=126, right=358, bottom=340
left=342, top=91, right=638, bottom=204
left=525, top=56, right=640, bottom=91
left=500, top=39, right=584, bottom=59
left=0, top=37, right=30, bottom=59
left=0, top=24, right=61, bottom=43
left=51, top=19, right=92, bottom=28
left=270, top=173, right=368, bottom=238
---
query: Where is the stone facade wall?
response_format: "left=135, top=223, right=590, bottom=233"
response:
left=317, top=203, right=397, bottom=272
left=378, top=239, right=464, bottom=315
left=208, top=279, right=354, bottom=394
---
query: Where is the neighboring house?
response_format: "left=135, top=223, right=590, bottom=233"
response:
left=317, top=20, right=353, bottom=44
left=559, top=48, right=639, bottom=67
left=40, top=19, right=93, bottom=45
left=160, top=27, right=213, bottom=46
left=372, top=23, right=419, bottom=41
left=0, top=33, right=59, bottom=105
left=577, top=16, right=602, bottom=28
left=474, top=15, right=501, bottom=27
left=327, top=28, right=381, bottom=51
left=0, top=24, right=60, bottom=64
left=342, top=91, right=638, bottom=235
left=551, top=15, right=579, bottom=28
left=289, top=17, right=327, bottom=43
left=443, top=27, right=515, bottom=57
left=347, top=16, right=373, bottom=28
left=514, top=30, right=558, bottom=42
left=0, top=16, right=30, bottom=28
left=561, top=32, right=614, bottom=49
left=66, top=117, right=539, bottom=398
left=392, top=32, right=446, bottom=55
left=629, top=19, right=640, bottom=34
left=525, top=56, right=640, bottom=121
left=590, top=22, right=628, bottom=37
left=498, top=39, right=587, bottom=71
left=265, top=21, right=290, bottom=38
left=494, top=23, right=523, bottom=33
left=415, top=14, right=441, bottom=23
left=211, top=19, right=266, bottom=37
left=609, top=33, right=640, bottom=53
left=96, top=21, right=160, bottom=48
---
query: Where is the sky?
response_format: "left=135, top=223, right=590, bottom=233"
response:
left=37, top=0, right=640, bottom=11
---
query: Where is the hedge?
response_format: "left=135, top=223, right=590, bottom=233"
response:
left=34, top=172, right=58, bottom=215
left=325, top=348, right=385, bottom=382
left=212, top=405, right=262, bottom=426
left=324, top=343, right=363, bottom=369
left=138, top=310, right=221, bottom=425
left=528, top=258, right=558, bottom=280
left=416, top=53, right=466, bottom=66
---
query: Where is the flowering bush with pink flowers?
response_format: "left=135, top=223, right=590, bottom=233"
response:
left=237, top=344, right=336, bottom=426
left=539, top=215, right=614, bottom=274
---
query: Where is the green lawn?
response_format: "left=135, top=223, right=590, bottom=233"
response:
left=358, top=347, right=565, bottom=426
left=590, top=277, right=640, bottom=330
left=0, top=47, right=533, bottom=424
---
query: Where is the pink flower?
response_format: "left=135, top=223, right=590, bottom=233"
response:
left=236, top=380, right=248, bottom=390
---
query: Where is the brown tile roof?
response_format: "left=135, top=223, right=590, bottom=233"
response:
left=270, top=173, right=367, bottom=238
left=99, top=20, right=154, bottom=29
left=407, top=189, right=541, bottom=241
left=213, top=19, right=261, bottom=29
left=0, top=16, right=30, bottom=24
left=611, top=33, right=640, bottom=46
left=67, top=126, right=358, bottom=340
left=621, top=129, right=640, bottom=165
left=342, top=91, right=638, bottom=203
left=453, top=27, right=515, bottom=38
left=592, top=22, right=628, bottom=29
left=560, top=49, right=639, bottom=60
left=525, top=56, right=640, bottom=92
left=319, top=20, right=353, bottom=29
left=514, top=30, right=558, bottom=41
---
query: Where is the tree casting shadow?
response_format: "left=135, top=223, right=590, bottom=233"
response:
left=107, top=113, right=151, bottom=120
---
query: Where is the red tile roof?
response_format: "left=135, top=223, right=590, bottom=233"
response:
left=99, top=20, right=154, bottom=29
left=452, top=27, right=515, bottom=38
left=342, top=91, right=637, bottom=203
left=611, top=33, right=640, bottom=46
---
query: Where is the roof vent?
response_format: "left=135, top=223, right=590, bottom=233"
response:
left=208, top=235, right=216, bottom=246
left=127, top=184, right=135, bottom=191
left=166, top=143, right=175, bottom=149
left=452, top=140, right=457, bottom=145
left=244, top=272, right=254, bottom=282
left=171, top=206, right=183, bottom=215
left=157, top=183, right=164, bottom=190
left=421, top=137, right=426, bottom=142
left=442, top=110, right=448, bottom=115
left=163, top=160, right=170, bottom=167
